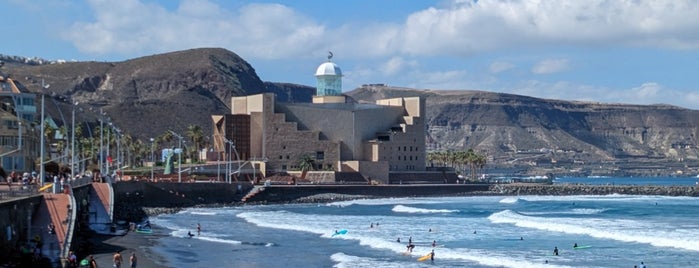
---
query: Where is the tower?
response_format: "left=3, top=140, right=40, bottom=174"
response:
left=314, top=51, right=342, bottom=96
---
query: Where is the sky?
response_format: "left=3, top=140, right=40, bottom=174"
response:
left=2, top=0, right=699, bottom=109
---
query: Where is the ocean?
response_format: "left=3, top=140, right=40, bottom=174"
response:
left=148, top=177, right=699, bottom=268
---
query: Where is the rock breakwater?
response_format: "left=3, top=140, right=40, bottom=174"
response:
left=491, top=184, right=698, bottom=196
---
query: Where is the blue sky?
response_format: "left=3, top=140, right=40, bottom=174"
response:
left=3, top=0, right=699, bottom=109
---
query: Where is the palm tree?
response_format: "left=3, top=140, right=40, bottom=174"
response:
left=185, top=124, right=204, bottom=163
left=298, top=154, right=315, bottom=181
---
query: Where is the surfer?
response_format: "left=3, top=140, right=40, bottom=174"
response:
left=409, top=236, right=412, bottom=244
left=520, top=237, right=524, bottom=240
left=187, top=231, right=194, bottom=238
left=553, top=246, right=559, bottom=256
left=432, top=240, right=436, bottom=247
left=473, top=230, right=477, bottom=234
left=639, top=261, right=646, bottom=268
left=430, top=249, right=435, bottom=261
left=574, top=243, right=578, bottom=248
left=197, top=223, right=201, bottom=235
left=396, top=237, right=401, bottom=243
left=370, top=223, right=374, bottom=228
left=406, top=243, right=415, bottom=253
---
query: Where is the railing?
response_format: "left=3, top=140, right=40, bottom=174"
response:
left=62, top=188, right=77, bottom=261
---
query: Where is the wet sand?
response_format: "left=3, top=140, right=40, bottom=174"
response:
left=83, top=227, right=171, bottom=268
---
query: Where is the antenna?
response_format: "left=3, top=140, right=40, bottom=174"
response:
left=328, top=51, right=333, bottom=60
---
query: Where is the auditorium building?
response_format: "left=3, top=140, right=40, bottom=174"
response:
left=212, top=55, right=444, bottom=184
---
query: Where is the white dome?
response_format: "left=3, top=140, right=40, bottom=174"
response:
left=315, top=62, right=342, bottom=76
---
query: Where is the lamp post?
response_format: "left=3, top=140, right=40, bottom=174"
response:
left=99, top=109, right=104, bottom=177
left=39, top=80, right=49, bottom=185
left=106, top=122, right=111, bottom=177
left=150, top=138, right=154, bottom=181
left=71, top=102, right=77, bottom=180
left=169, top=130, right=184, bottom=183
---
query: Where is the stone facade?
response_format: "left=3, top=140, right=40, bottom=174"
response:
left=213, top=93, right=426, bottom=181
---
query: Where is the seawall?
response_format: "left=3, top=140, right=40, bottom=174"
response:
left=491, top=183, right=699, bottom=196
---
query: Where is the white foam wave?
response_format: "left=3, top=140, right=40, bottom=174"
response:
left=499, top=197, right=520, bottom=204
left=190, top=211, right=216, bottom=215
left=522, top=208, right=608, bottom=216
left=392, top=205, right=459, bottom=214
left=488, top=210, right=699, bottom=252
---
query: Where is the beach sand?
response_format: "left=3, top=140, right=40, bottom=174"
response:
left=81, top=228, right=170, bottom=268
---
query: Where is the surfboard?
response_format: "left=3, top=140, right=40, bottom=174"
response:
left=331, top=229, right=348, bottom=237
left=417, top=253, right=432, bottom=262
left=38, top=183, right=53, bottom=192
left=135, top=228, right=152, bottom=234
left=574, top=245, right=592, bottom=249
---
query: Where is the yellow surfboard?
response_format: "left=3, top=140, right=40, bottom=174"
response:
left=38, top=183, right=53, bottom=192
left=417, top=253, right=432, bottom=262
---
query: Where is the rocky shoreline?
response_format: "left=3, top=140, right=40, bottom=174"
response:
left=492, top=184, right=698, bottom=196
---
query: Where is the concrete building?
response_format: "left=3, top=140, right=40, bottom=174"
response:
left=0, top=66, right=39, bottom=172
left=212, top=55, right=427, bottom=183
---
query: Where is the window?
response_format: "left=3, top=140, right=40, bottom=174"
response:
left=282, top=165, right=287, bottom=170
left=279, top=155, right=282, bottom=159
left=286, top=155, right=290, bottom=159
left=316, top=151, right=324, bottom=160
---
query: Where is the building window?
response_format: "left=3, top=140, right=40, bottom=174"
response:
left=316, top=151, right=324, bottom=160
left=282, top=165, right=287, bottom=170
left=404, top=146, right=407, bottom=151
left=286, top=155, right=290, bottom=159
left=283, top=146, right=286, bottom=150
left=279, top=155, right=283, bottom=159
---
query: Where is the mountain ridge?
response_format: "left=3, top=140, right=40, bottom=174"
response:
left=2, top=48, right=698, bottom=176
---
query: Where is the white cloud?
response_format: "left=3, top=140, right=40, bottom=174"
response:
left=489, top=61, right=515, bottom=73
left=378, top=57, right=417, bottom=76
left=65, top=0, right=326, bottom=59
left=531, top=58, right=569, bottom=74
left=395, top=0, right=699, bottom=56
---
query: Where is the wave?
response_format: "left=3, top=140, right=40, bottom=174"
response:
left=499, top=197, right=520, bottom=204
left=392, top=205, right=459, bottom=214
left=522, top=208, right=608, bottom=216
left=488, top=210, right=699, bottom=252
left=190, top=211, right=217, bottom=216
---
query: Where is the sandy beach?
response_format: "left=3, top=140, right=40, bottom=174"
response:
left=82, top=227, right=170, bottom=268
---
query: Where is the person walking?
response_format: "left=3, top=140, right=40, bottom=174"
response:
left=130, top=252, right=137, bottom=268
left=113, top=251, right=123, bottom=268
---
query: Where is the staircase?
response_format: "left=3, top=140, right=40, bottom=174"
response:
left=241, top=186, right=266, bottom=202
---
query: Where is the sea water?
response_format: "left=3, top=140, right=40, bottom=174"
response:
left=149, top=181, right=699, bottom=267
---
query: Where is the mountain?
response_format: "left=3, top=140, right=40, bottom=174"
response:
left=346, top=86, right=699, bottom=176
left=3, top=48, right=699, bottom=176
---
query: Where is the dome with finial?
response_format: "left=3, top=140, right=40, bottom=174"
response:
left=315, top=51, right=342, bottom=77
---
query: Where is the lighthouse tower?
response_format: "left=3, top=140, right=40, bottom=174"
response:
left=313, top=51, right=345, bottom=104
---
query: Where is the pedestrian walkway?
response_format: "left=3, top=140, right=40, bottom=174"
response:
left=31, top=193, right=72, bottom=264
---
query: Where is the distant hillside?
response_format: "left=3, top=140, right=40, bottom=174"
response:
left=346, top=85, right=699, bottom=176
left=3, top=48, right=699, bottom=176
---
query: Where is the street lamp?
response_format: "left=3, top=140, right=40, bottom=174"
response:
left=106, top=122, right=111, bottom=177
left=150, top=138, right=154, bottom=181
left=39, top=80, right=49, bottom=185
left=169, top=130, right=184, bottom=183
left=71, top=102, right=77, bottom=180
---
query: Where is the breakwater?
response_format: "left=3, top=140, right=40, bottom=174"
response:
left=491, top=183, right=699, bottom=196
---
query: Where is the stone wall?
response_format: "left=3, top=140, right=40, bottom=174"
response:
left=491, top=184, right=699, bottom=196
left=0, top=195, right=42, bottom=262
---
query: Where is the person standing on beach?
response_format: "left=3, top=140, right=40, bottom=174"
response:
left=113, top=251, right=123, bottom=268
left=130, top=252, right=137, bottom=268
left=89, top=255, right=97, bottom=268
